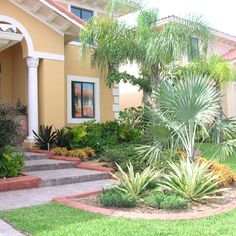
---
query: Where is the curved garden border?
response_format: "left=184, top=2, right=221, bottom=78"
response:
left=53, top=190, right=236, bottom=220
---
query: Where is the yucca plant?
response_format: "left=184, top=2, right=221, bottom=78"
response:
left=159, top=159, right=226, bottom=202
left=33, top=125, right=56, bottom=150
left=111, top=162, right=159, bottom=198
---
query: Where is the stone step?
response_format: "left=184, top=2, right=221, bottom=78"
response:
left=24, top=168, right=110, bottom=187
left=22, top=159, right=77, bottom=172
left=24, top=152, right=50, bottom=161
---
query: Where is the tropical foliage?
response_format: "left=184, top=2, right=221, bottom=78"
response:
left=80, top=0, right=212, bottom=101
left=111, top=162, right=159, bottom=198
left=159, top=159, right=225, bottom=202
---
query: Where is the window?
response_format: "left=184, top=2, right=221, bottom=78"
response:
left=188, top=38, right=199, bottom=61
left=72, top=82, right=95, bottom=118
left=67, top=76, right=100, bottom=123
left=71, top=6, right=93, bottom=21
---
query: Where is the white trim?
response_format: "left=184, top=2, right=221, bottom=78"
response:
left=69, top=41, right=82, bottom=46
left=34, top=52, right=64, bottom=61
left=39, top=0, right=84, bottom=29
left=0, top=15, right=34, bottom=57
left=10, top=0, right=64, bottom=36
left=67, top=75, right=100, bottom=124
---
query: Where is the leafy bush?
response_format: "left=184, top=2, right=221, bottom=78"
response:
left=160, top=159, right=225, bottom=202
left=144, top=192, right=188, bottom=209
left=99, top=188, right=137, bottom=208
left=33, top=125, right=56, bottom=150
left=51, top=147, right=95, bottom=161
left=0, top=146, right=25, bottom=178
left=198, top=157, right=236, bottom=187
left=100, top=144, right=143, bottom=171
left=15, top=99, right=27, bottom=115
left=111, top=163, right=159, bottom=198
left=54, top=128, right=70, bottom=148
left=0, top=103, right=18, bottom=148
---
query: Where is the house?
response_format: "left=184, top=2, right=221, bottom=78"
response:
left=0, top=0, right=120, bottom=147
left=120, top=15, right=236, bottom=119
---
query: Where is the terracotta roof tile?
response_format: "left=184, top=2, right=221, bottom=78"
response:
left=45, top=0, right=85, bottom=26
left=222, top=49, right=236, bottom=61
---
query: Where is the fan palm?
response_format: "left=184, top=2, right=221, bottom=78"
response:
left=138, top=73, right=220, bottom=163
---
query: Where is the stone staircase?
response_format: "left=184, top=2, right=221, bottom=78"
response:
left=22, top=152, right=111, bottom=187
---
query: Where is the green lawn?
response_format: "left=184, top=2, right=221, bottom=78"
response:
left=0, top=202, right=236, bottom=236
left=198, top=143, right=236, bottom=172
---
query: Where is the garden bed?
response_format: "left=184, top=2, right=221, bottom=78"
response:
left=0, top=173, right=41, bottom=192
left=53, top=186, right=236, bottom=220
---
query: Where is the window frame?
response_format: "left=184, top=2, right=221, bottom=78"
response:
left=67, top=76, right=100, bottom=124
left=71, top=6, right=94, bottom=21
left=188, top=37, right=199, bottom=62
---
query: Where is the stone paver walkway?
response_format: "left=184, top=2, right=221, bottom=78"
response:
left=0, top=219, right=24, bottom=236
left=0, top=179, right=117, bottom=210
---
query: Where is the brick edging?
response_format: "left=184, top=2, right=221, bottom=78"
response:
left=78, top=164, right=115, bottom=173
left=50, top=155, right=82, bottom=164
left=53, top=191, right=236, bottom=220
left=0, top=173, right=41, bottom=192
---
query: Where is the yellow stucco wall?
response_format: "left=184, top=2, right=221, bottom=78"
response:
left=0, top=1, right=114, bottom=130
left=0, top=43, right=27, bottom=105
left=39, top=59, right=65, bottom=128
left=65, top=44, right=114, bottom=123
left=0, top=1, right=64, bottom=57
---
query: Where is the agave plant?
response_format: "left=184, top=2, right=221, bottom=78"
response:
left=159, top=159, right=226, bottom=202
left=33, top=125, right=56, bottom=150
left=111, top=162, right=159, bottom=198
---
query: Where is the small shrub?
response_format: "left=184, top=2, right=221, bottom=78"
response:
left=198, top=157, right=236, bottom=187
left=54, top=128, right=70, bottom=148
left=144, top=192, right=188, bottom=210
left=99, top=188, right=137, bottom=208
left=111, top=163, right=159, bottom=198
left=0, top=103, right=19, bottom=148
left=33, top=125, right=56, bottom=150
left=51, top=147, right=68, bottom=156
left=68, top=149, right=87, bottom=160
left=100, top=144, right=143, bottom=171
left=0, top=146, right=25, bottom=178
left=15, top=99, right=27, bottom=115
left=83, top=147, right=96, bottom=159
left=160, top=159, right=226, bottom=202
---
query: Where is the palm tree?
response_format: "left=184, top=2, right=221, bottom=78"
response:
left=137, top=73, right=221, bottom=163
left=80, top=0, right=212, bottom=104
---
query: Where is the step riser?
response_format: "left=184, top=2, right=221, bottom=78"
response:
left=24, top=155, right=49, bottom=161
left=22, top=163, right=77, bottom=172
left=42, top=173, right=110, bottom=187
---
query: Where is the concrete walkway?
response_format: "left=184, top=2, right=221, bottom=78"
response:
left=0, top=220, right=24, bottom=236
left=0, top=179, right=117, bottom=210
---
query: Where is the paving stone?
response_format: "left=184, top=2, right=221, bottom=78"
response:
left=0, top=179, right=117, bottom=210
left=22, top=159, right=77, bottom=172
left=24, top=168, right=110, bottom=186
left=0, top=220, right=24, bottom=236
left=24, top=152, right=49, bottom=161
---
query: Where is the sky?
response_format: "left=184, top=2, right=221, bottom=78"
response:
left=120, top=0, right=236, bottom=93
left=144, top=0, right=236, bottom=36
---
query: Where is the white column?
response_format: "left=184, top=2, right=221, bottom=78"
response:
left=26, top=57, right=39, bottom=140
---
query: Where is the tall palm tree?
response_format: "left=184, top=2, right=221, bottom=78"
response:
left=80, top=0, right=212, bottom=103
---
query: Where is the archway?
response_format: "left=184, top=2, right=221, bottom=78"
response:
left=0, top=15, right=39, bottom=142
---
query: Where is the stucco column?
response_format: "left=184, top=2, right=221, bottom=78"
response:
left=26, top=57, right=39, bottom=140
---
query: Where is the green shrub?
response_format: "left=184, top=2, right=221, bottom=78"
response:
left=99, top=188, right=137, bottom=208
left=144, top=192, right=188, bottom=210
left=0, top=103, right=18, bottom=148
left=33, top=125, right=56, bottom=150
left=100, top=144, right=143, bottom=171
left=54, top=128, right=70, bottom=148
left=0, top=146, right=25, bottom=178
